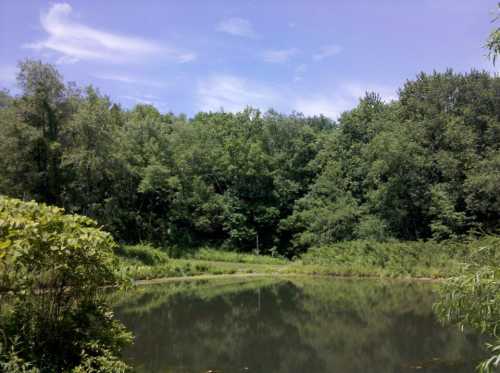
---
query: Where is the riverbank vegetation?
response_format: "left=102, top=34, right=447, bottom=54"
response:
left=1, top=197, right=497, bottom=371
left=117, top=243, right=286, bottom=281
left=434, top=237, right=500, bottom=373
left=116, top=237, right=498, bottom=282
left=0, top=15, right=499, bottom=371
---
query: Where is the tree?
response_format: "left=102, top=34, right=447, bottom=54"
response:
left=487, top=3, right=500, bottom=64
left=12, top=60, right=73, bottom=203
left=61, top=87, right=124, bottom=219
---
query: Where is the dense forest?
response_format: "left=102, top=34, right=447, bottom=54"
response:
left=1, top=61, right=499, bottom=256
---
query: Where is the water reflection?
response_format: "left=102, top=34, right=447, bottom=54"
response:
left=112, top=277, right=484, bottom=373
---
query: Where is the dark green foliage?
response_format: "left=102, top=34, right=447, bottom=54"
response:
left=286, top=71, right=500, bottom=250
left=0, top=66, right=329, bottom=255
left=0, top=197, right=131, bottom=372
left=1, top=61, right=500, bottom=257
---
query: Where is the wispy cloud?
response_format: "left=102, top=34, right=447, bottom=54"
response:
left=197, top=75, right=280, bottom=112
left=262, top=48, right=299, bottom=63
left=25, top=3, right=196, bottom=64
left=92, top=73, right=166, bottom=88
left=197, top=74, right=396, bottom=119
left=295, top=82, right=397, bottom=118
left=313, top=45, right=342, bottom=61
left=216, top=17, right=258, bottom=38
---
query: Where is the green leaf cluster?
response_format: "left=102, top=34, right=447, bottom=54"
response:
left=0, top=196, right=131, bottom=372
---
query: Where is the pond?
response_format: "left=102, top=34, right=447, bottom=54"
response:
left=111, top=277, right=485, bottom=373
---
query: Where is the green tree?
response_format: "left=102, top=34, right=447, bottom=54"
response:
left=487, top=3, right=500, bottom=64
left=14, top=60, right=73, bottom=204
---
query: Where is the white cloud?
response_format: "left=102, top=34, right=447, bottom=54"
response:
left=197, top=75, right=280, bottom=112
left=313, top=45, right=342, bottom=61
left=216, top=17, right=258, bottom=38
left=294, top=82, right=397, bottom=119
left=262, top=48, right=299, bottom=63
left=92, top=73, right=165, bottom=88
left=196, top=74, right=396, bottom=119
left=25, top=3, right=196, bottom=64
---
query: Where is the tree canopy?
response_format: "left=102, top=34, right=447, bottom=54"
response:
left=1, top=61, right=500, bottom=257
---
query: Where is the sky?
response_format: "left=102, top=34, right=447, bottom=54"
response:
left=0, top=0, right=498, bottom=118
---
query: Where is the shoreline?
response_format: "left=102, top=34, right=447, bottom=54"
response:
left=132, top=271, right=446, bottom=286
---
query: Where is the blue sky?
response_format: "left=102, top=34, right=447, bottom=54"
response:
left=0, top=0, right=498, bottom=118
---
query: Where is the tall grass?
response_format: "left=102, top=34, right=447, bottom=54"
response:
left=296, top=239, right=471, bottom=278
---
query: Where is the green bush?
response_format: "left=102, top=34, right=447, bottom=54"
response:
left=300, top=239, right=469, bottom=277
left=116, top=244, right=169, bottom=266
left=434, top=237, right=500, bottom=373
left=188, top=247, right=288, bottom=265
left=0, top=196, right=131, bottom=372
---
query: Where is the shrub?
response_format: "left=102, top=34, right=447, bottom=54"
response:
left=300, top=240, right=465, bottom=277
left=188, top=247, right=287, bottom=265
left=434, top=237, right=500, bottom=373
left=0, top=196, right=131, bottom=372
left=116, top=244, right=169, bottom=266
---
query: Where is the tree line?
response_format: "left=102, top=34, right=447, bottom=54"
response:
left=1, top=61, right=499, bottom=256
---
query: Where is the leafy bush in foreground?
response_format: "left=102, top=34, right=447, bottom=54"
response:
left=0, top=196, right=131, bottom=372
left=434, top=237, right=500, bottom=372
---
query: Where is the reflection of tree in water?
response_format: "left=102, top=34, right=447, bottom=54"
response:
left=113, top=278, right=485, bottom=373
left=292, top=279, right=485, bottom=373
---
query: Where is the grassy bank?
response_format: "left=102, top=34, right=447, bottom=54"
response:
left=285, top=240, right=469, bottom=278
left=116, top=237, right=497, bottom=282
left=117, top=244, right=288, bottom=281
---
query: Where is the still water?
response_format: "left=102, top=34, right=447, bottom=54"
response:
left=112, top=277, right=485, bottom=373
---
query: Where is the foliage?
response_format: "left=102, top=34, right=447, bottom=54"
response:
left=487, top=3, right=500, bottom=64
left=2, top=61, right=500, bottom=257
left=116, top=244, right=169, bottom=266
left=0, top=343, right=40, bottom=373
left=434, top=237, right=500, bottom=372
left=0, top=196, right=131, bottom=372
left=297, top=239, right=468, bottom=278
left=186, top=247, right=288, bottom=264
left=285, top=70, right=500, bottom=250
